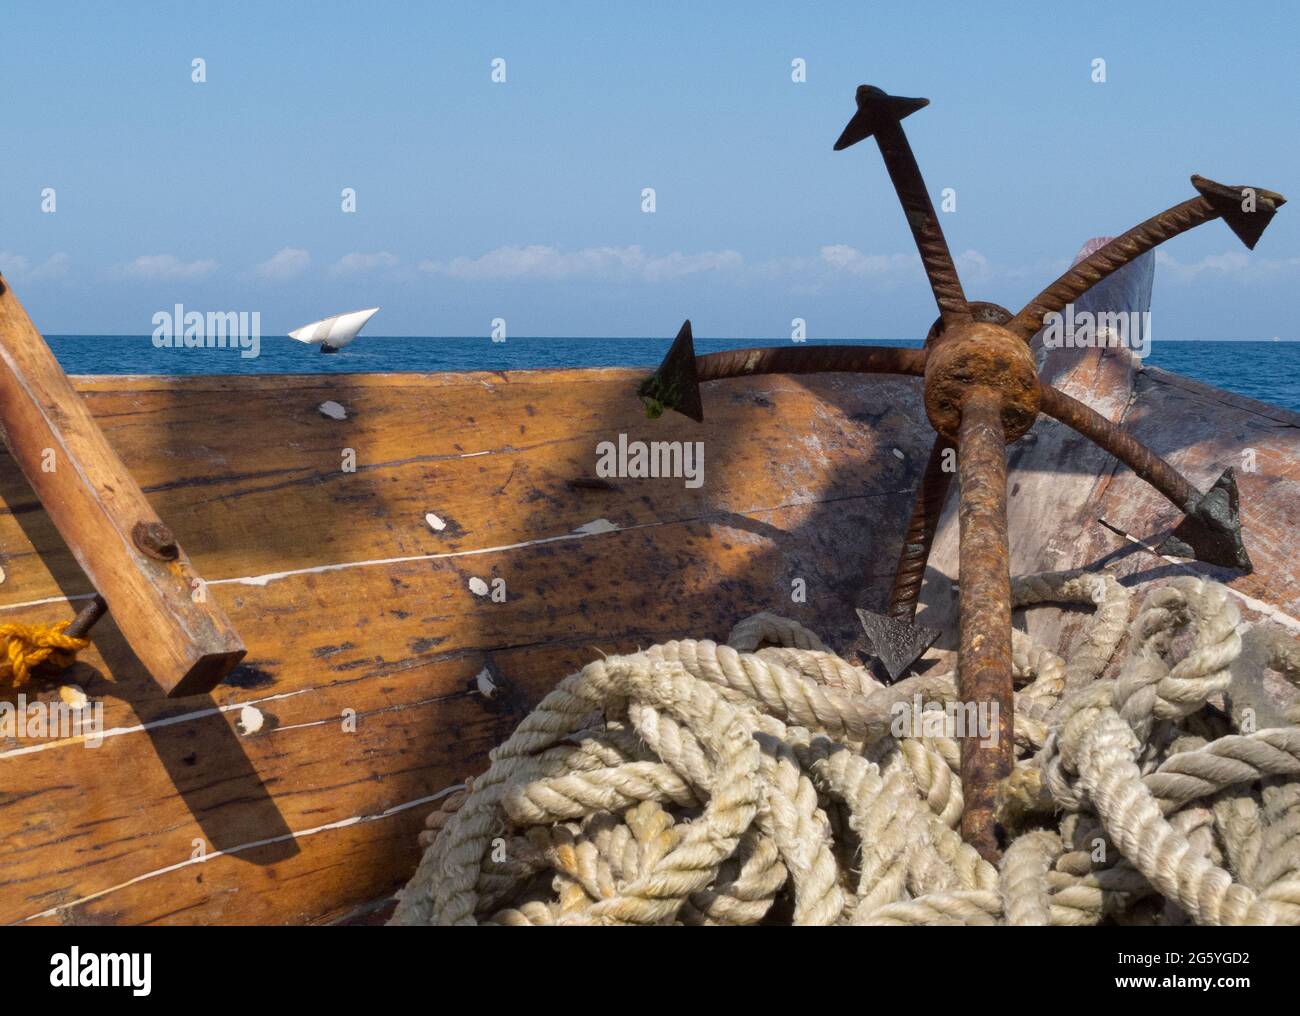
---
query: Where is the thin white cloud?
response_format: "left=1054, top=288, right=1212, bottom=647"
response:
left=418, top=244, right=742, bottom=282
left=0, top=252, right=71, bottom=283
left=121, top=254, right=218, bottom=281
left=255, top=247, right=310, bottom=280
left=817, top=245, right=917, bottom=276
left=411, top=242, right=1101, bottom=290
left=1155, top=249, right=1300, bottom=283
left=332, top=251, right=399, bottom=276
left=956, top=248, right=992, bottom=281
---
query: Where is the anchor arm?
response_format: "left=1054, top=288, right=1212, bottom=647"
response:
left=887, top=436, right=955, bottom=621
left=851, top=435, right=951, bottom=684
left=637, top=319, right=925, bottom=422
left=1007, top=177, right=1286, bottom=341
left=1039, top=385, right=1199, bottom=510
left=695, top=344, right=926, bottom=382
left=1038, top=384, right=1252, bottom=571
left=835, top=86, right=971, bottom=325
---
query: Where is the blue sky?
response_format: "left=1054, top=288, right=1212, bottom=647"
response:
left=1, top=0, right=1296, bottom=338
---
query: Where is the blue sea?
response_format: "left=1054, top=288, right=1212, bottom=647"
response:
left=45, top=336, right=1300, bottom=414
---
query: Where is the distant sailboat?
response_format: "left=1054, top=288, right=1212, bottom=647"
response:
left=289, top=307, right=380, bottom=353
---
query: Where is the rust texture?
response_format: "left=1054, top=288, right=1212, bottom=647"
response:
left=923, top=320, right=1041, bottom=442
left=636, top=84, right=1283, bottom=858
left=132, top=520, right=181, bottom=561
left=65, top=594, right=109, bottom=639
left=834, top=86, right=970, bottom=323
left=693, top=344, right=926, bottom=384
left=955, top=388, right=1015, bottom=861
left=1007, top=197, right=1215, bottom=339
left=872, top=122, right=970, bottom=323
left=1006, top=172, right=1289, bottom=342
left=887, top=436, right=954, bottom=620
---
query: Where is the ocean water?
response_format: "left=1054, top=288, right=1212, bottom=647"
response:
left=45, top=336, right=1300, bottom=414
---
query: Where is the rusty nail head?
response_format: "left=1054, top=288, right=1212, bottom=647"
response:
left=133, top=520, right=180, bottom=561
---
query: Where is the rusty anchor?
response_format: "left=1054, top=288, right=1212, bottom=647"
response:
left=640, top=84, right=1285, bottom=860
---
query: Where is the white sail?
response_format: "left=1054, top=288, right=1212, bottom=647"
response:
left=289, top=307, right=380, bottom=350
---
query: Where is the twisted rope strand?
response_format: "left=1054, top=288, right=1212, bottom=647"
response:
left=393, top=569, right=1300, bottom=927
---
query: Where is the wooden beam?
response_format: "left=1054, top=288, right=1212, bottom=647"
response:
left=0, top=274, right=244, bottom=695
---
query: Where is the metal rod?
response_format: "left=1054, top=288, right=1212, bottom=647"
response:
left=871, top=121, right=971, bottom=324
left=833, top=86, right=970, bottom=324
left=1006, top=197, right=1215, bottom=340
left=955, top=388, right=1015, bottom=862
left=65, top=595, right=108, bottom=639
left=887, top=436, right=954, bottom=620
left=694, top=344, right=926, bottom=383
left=1038, top=384, right=1199, bottom=511
left=1008, top=177, right=1284, bottom=342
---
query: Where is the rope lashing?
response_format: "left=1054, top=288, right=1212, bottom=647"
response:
left=0, top=622, right=90, bottom=690
left=392, top=569, right=1300, bottom=926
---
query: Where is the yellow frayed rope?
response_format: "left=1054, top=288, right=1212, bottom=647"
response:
left=0, top=622, right=89, bottom=690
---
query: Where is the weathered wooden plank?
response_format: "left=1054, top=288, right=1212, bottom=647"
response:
left=0, top=370, right=927, bottom=607
left=2, top=501, right=908, bottom=924
left=0, top=367, right=927, bottom=924
left=0, top=279, right=244, bottom=695
left=19, top=810, right=424, bottom=926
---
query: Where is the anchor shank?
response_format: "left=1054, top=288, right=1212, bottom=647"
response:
left=955, top=387, right=1015, bottom=862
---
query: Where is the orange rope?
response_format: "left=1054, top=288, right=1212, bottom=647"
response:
left=0, top=622, right=89, bottom=690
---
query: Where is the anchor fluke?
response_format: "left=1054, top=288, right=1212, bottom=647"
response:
left=855, top=608, right=941, bottom=682
left=638, top=320, right=703, bottom=422
left=1192, top=175, right=1287, bottom=250
left=1157, top=467, right=1254, bottom=573
left=833, top=85, right=929, bottom=151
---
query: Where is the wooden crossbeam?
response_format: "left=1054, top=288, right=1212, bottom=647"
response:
left=0, top=274, right=244, bottom=696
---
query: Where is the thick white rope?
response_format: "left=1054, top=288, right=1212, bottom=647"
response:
left=391, top=569, right=1300, bottom=926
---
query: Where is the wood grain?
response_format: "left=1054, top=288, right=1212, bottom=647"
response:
left=0, top=366, right=928, bottom=924
left=0, top=278, right=244, bottom=695
left=1, top=351, right=1293, bottom=925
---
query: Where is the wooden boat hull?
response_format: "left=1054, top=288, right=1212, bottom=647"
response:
left=1, top=353, right=1296, bottom=925
left=0, top=366, right=932, bottom=924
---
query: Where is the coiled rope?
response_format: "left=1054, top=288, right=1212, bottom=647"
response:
left=391, top=569, right=1300, bottom=926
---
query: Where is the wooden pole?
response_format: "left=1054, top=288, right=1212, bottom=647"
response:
left=0, top=274, right=245, bottom=696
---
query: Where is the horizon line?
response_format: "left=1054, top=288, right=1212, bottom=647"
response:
left=43, top=334, right=1300, bottom=343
